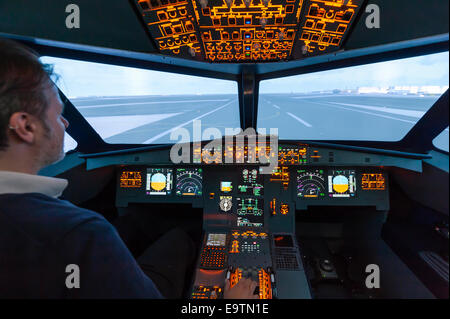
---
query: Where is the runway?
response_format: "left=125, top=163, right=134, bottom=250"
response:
left=68, top=93, right=447, bottom=149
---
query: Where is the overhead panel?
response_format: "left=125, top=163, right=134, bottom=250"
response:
left=134, top=0, right=364, bottom=62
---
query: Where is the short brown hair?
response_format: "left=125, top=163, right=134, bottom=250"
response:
left=0, top=38, right=56, bottom=150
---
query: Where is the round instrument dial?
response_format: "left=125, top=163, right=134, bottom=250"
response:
left=176, top=169, right=202, bottom=196
left=297, top=170, right=326, bottom=198
left=219, top=196, right=232, bottom=212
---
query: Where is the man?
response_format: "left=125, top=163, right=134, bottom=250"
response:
left=0, top=39, right=257, bottom=299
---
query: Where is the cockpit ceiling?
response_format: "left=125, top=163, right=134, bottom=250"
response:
left=134, top=0, right=364, bottom=63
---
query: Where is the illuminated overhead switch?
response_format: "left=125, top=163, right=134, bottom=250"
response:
left=163, top=25, right=174, bottom=36
left=202, top=7, right=211, bottom=15
left=185, top=21, right=194, bottom=32
left=316, top=21, right=325, bottom=30
left=139, top=1, right=149, bottom=10
left=203, top=32, right=211, bottom=41
left=331, top=37, right=341, bottom=45
left=157, top=11, right=168, bottom=21
left=189, top=34, right=197, bottom=42
left=286, top=5, right=294, bottom=14
left=244, top=17, right=252, bottom=25
left=228, top=17, right=236, bottom=25
left=280, top=204, right=289, bottom=215
left=336, top=24, right=347, bottom=33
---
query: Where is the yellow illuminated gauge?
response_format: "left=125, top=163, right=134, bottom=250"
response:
left=296, top=169, right=325, bottom=198
left=146, top=168, right=173, bottom=195
left=328, top=170, right=356, bottom=198
left=151, top=174, right=167, bottom=191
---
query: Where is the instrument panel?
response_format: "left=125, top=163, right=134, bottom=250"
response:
left=117, top=164, right=389, bottom=211
left=114, top=143, right=393, bottom=299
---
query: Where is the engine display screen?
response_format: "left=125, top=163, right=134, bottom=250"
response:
left=175, top=168, right=202, bottom=196
left=146, top=168, right=173, bottom=195
left=238, top=168, right=263, bottom=196
left=236, top=197, right=264, bottom=227
left=328, top=170, right=356, bottom=198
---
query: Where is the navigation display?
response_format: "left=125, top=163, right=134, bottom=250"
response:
left=236, top=197, right=264, bottom=227
left=175, top=168, right=202, bottom=196
left=297, top=169, right=326, bottom=198
left=328, top=170, right=356, bottom=198
left=146, top=168, right=173, bottom=195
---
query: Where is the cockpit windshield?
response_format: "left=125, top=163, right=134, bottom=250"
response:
left=41, top=56, right=239, bottom=145
left=258, top=52, right=449, bottom=142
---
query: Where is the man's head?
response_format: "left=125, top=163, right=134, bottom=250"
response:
left=0, top=39, right=69, bottom=173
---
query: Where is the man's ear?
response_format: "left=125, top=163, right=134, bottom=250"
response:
left=9, top=112, right=38, bottom=144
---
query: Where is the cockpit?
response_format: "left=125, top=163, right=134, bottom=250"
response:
left=0, top=0, right=448, bottom=300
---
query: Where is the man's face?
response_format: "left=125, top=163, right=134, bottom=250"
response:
left=39, top=85, right=69, bottom=166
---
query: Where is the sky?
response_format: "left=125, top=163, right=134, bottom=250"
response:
left=41, top=51, right=449, bottom=98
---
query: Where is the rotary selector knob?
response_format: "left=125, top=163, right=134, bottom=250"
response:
left=220, top=197, right=232, bottom=212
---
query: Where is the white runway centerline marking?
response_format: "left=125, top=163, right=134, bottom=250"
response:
left=311, top=101, right=417, bottom=124
left=143, top=99, right=237, bottom=144
left=86, top=113, right=181, bottom=139
left=286, top=112, right=312, bottom=127
left=328, top=102, right=426, bottom=118
left=272, top=104, right=280, bottom=109
left=76, top=99, right=230, bottom=109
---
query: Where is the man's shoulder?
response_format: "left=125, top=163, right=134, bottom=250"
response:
left=0, top=192, right=107, bottom=245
